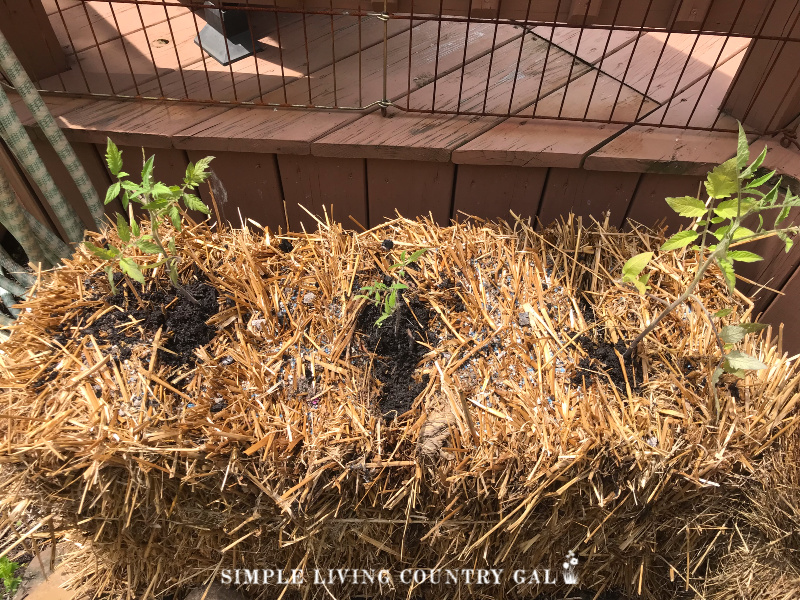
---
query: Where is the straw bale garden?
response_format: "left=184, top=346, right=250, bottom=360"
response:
left=1, top=129, right=800, bottom=600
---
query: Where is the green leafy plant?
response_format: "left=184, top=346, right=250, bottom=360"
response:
left=85, top=139, right=214, bottom=304
left=357, top=248, right=426, bottom=327
left=0, top=556, right=22, bottom=596
left=621, top=122, right=800, bottom=379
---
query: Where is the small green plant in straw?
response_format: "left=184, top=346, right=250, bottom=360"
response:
left=85, top=139, right=214, bottom=305
left=358, top=248, right=426, bottom=327
left=621, top=122, right=800, bottom=387
left=0, top=556, right=22, bottom=596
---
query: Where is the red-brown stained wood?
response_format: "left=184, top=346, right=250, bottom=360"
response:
left=671, top=0, right=712, bottom=31
left=188, top=151, right=287, bottom=232
left=453, top=164, right=546, bottom=220
left=761, top=265, right=800, bottom=353
left=278, top=155, right=367, bottom=230
left=177, top=109, right=357, bottom=155
left=61, top=102, right=229, bottom=148
left=453, top=119, right=625, bottom=168
left=584, top=127, right=740, bottom=176
left=39, top=9, right=199, bottom=97
left=366, top=159, right=453, bottom=225
left=313, top=28, right=591, bottom=160
left=537, top=168, right=639, bottom=229
left=625, top=172, right=703, bottom=233
left=736, top=206, right=800, bottom=313
left=567, top=0, right=603, bottom=26
left=639, top=50, right=745, bottom=129
left=0, top=0, right=67, bottom=81
left=722, top=0, right=800, bottom=133
left=597, top=32, right=749, bottom=105
left=48, top=1, right=179, bottom=55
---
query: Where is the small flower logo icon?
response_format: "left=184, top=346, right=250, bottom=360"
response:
left=562, top=550, right=579, bottom=584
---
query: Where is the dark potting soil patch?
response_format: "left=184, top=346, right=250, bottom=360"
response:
left=356, top=293, right=435, bottom=418
left=54, top=276, right=218, bottom=369
left=571, top=334, right=642, bottom=392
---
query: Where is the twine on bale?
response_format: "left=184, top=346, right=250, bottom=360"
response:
left=0, top=213, right=798, bottom=600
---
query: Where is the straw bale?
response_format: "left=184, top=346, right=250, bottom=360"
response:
left=0, top=213, right=799, bottom=600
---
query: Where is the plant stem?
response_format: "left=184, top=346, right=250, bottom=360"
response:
left=689, top=294, right=725, bottom=355
left=148, top=211, right=199, bottom=305
left=624, top=241, right=729, bottom=360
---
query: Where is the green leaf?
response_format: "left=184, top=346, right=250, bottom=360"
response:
left=121, top=180, right=142, bottom=193
left=141, top=199, right=170, bottom=211
left=775, top=204, right=791, bottom=227
left=714, top=197, right=757, bottom=219
left=736, top=122, right=749, bottom=170
left=665, top=196, right=708, bottom=218
left=105, top=265, right=117, bottom=294
left=705, top=158, right=739, bottom=199
left=85, top=242, right=115, bottom=261
left=119, top=257, right=145, bottom=284
left=621, top=252, right=653, bottom=283
left=717, top=257, right=736, bottom=292
left=661, top=230, right=699, bottom=251
left=168, top=238, right=176, bottom=256
left=108, top=245, right=121, bottom=257
left=740, top=322, right=769, bottom=334
left=142, top=259, right=167, bottom=270
left=136, top=240, right=162, bottom=255
left=185, top=156, right=215, bottom=187
left=742, top=146, right=768, bottom=179
left=745, top=169, right=776, bottom=189
left=141, top=155, right=155, bottom=188
left=714, top=308, right=733, bottom=318
left=105, top=181, right=121, bottom=205
left=407, top=249, right=427, bottom=263
left=713, top=225, right=755, bottom=242
left=131, top=219, right=140, bottom=238
left=183, top=193, right=210, bottom=214
left=720, top=325, right=745, bottom=344
left=152, top=182, right=174, bottom=198
left=711, top=365, right=724, bottom=386
left=725, top=350, right=767, bottom=371
left=168, top=205, right=181, bottom=230
left=763, top=181, right=781, bottom=206
left=710, top=216, right=725, bottom=224
left=105, top=138, right=123, bottom=177
left=778, top=230, right=794, bottom=253
left=116, top=213, right=130, bottom=243
left=726, top=250, right=763, bottom=263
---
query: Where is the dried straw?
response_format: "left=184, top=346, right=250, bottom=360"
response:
left=0, top=213, right=798, bottom=600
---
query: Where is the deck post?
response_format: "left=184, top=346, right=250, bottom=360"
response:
left=721, top=0, right=800, bottom=135
left=0, top=0, right=67, bottom=82
left=193, top=1, right=265, bottom=66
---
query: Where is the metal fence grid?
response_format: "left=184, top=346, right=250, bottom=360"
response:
left=3, top=0, right=800, bottom=136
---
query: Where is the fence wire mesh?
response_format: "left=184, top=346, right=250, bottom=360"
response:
left=5, top=0, right=800, bottom=136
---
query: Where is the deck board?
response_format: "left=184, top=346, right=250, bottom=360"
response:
left=49, top=1, right=182, bottom=54
left=311, top=27, right=648, bottom=160
left=175, top=20, right=521, bottom=154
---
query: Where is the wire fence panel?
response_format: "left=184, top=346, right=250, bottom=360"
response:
left=4, top=0, right=799, bottom=136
